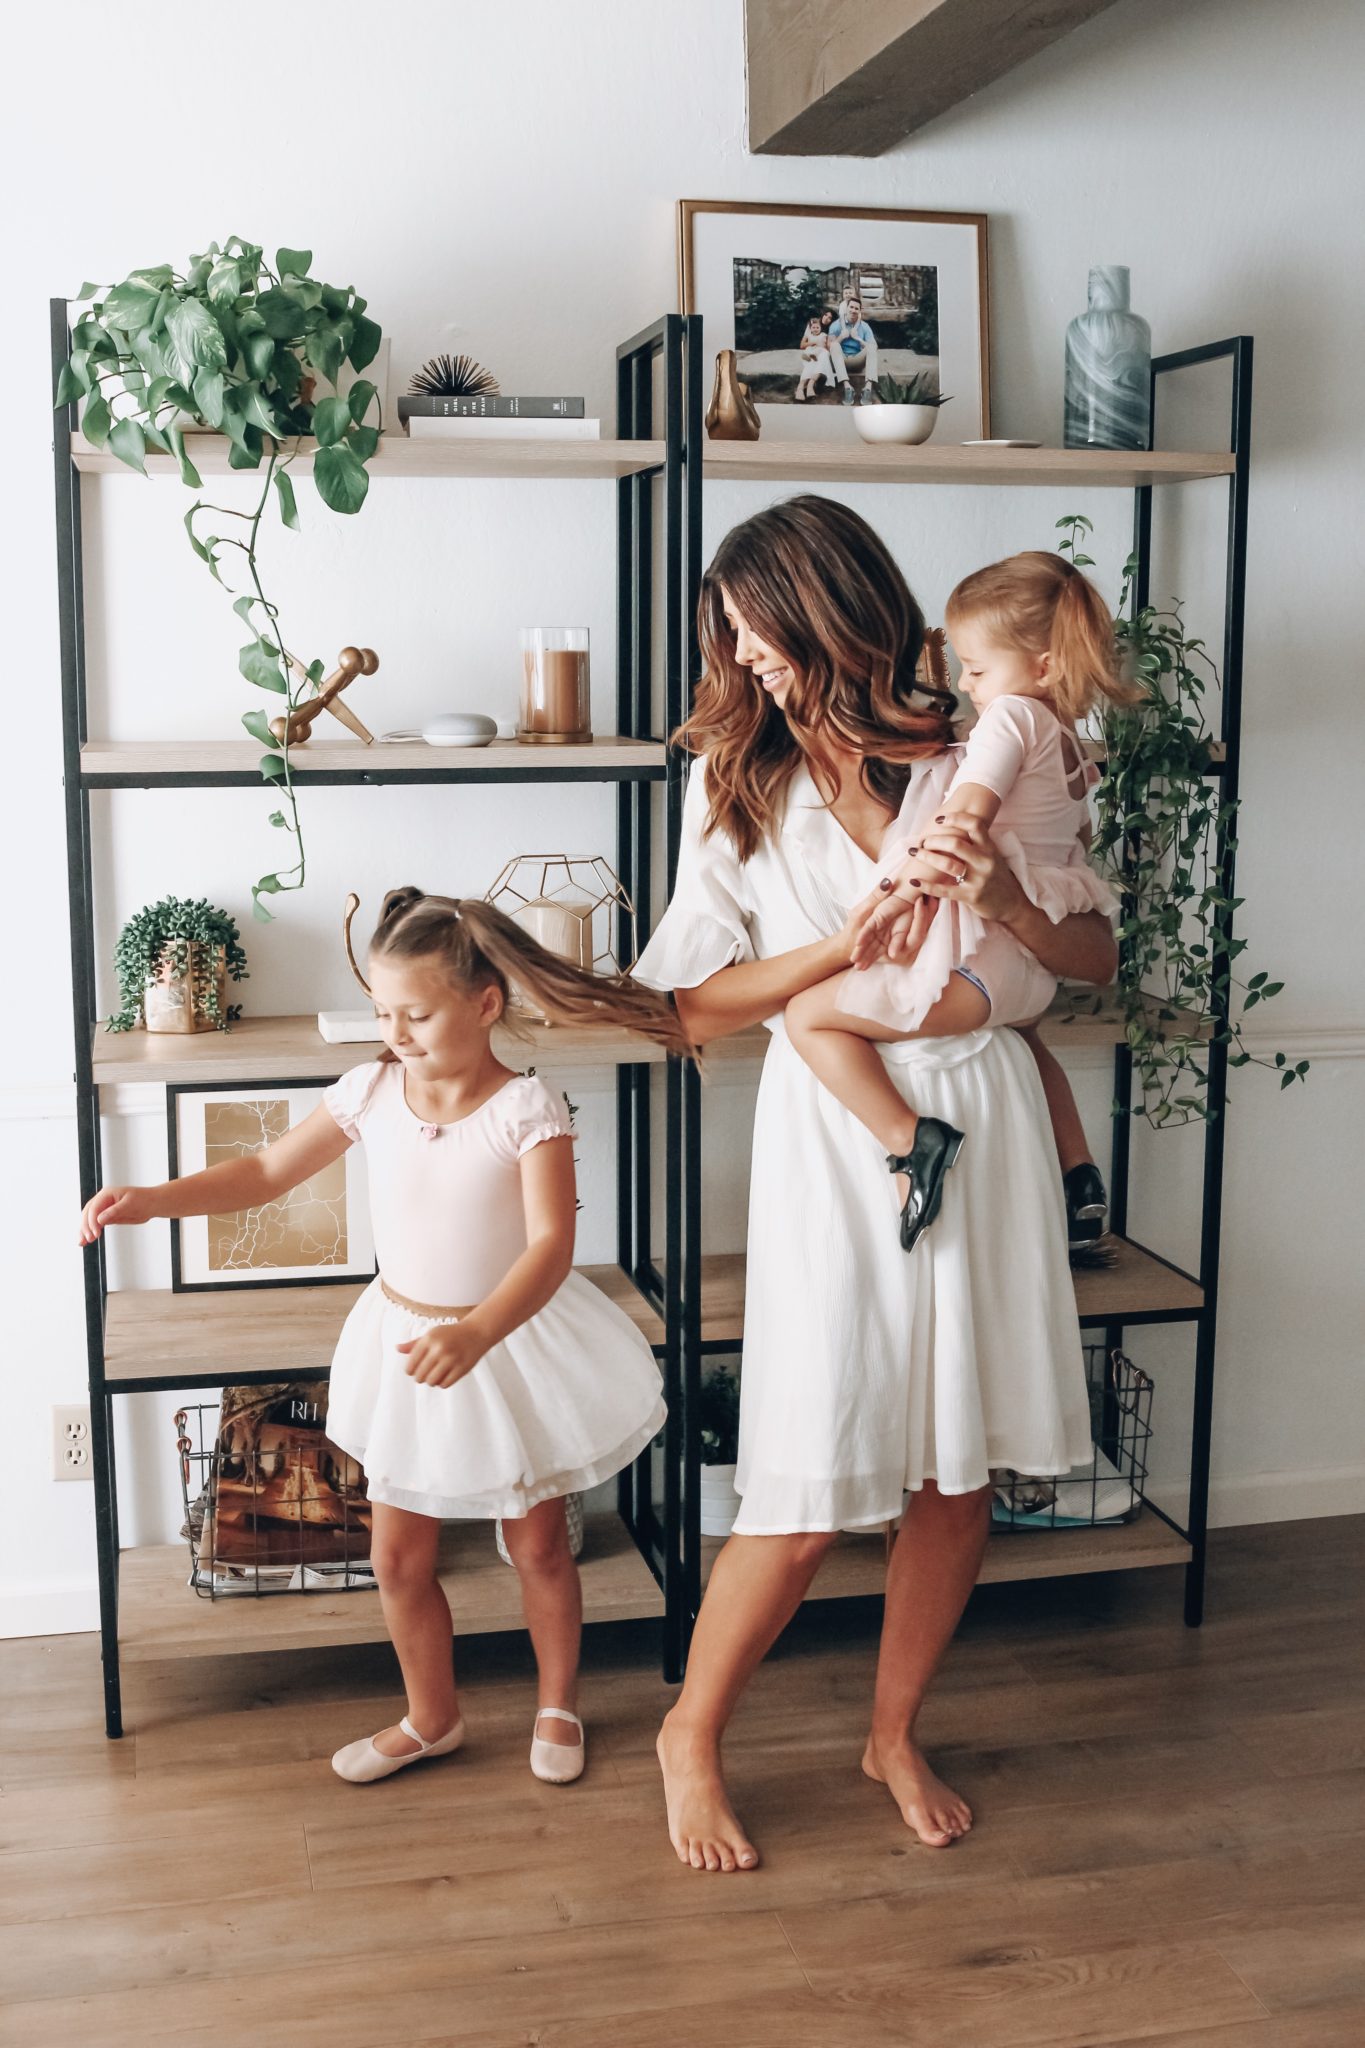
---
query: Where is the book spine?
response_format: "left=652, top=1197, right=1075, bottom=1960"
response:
left=397, top=394, right=585, bottom=420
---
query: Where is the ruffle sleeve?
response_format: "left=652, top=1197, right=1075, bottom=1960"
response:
left=502, top=1075, right=574, bottom=1158
left=632, top=759, right=755, bottom=991
left=322, top=1059, right=390, bottom=1143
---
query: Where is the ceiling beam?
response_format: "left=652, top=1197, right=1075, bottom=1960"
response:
left=745, top=0, right=1122, bottom=155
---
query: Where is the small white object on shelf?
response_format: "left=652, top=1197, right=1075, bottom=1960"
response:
left=853, top=404, right=941, bottom=447
left=379, top=714, right=499, bottom=748
left=317, top=1011, right=383, bottom=1045
left=962, top=438, right=1043, bottom=448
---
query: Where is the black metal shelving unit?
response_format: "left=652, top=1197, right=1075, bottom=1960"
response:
left=56, top=297, right=1250, bottom=1731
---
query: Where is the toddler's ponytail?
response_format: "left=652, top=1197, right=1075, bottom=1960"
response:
left=945, top=550, right=1141, bottom=722
left=364, top=889, right=695, bottom=1058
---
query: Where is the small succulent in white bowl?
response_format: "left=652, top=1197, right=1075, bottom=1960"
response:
left=853, top=371, right=953, bottom=445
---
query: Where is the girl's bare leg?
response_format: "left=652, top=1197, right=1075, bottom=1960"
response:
left=368, top=1501, right=461, bottom=1755
left=657, top=1530, right=835, bottom=1871
left=500, top=1496, right=583, bottom=1746
left=786, top=972, right=990, bottom=1187
left=863, top=1479, right=993, bottom=1845
left=1016, top=1023, right=1092, bottom=1172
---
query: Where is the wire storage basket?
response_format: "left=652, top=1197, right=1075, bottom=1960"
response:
left=992, top=1346, right=1153, bottom=1530
left=174, top=1384, right=376, bottom=1598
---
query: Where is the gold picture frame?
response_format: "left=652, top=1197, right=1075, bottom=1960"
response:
left=678, top=198, right=991, bottom=438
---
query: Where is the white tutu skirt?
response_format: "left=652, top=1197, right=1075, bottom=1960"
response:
left=735, top=1023, right=1093, bottom=1533
left=326, top=1272, right=665, bottom=1520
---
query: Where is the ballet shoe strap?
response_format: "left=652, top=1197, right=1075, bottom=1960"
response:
left=399, top=1715, right=441, bottom=1750
left=534, top=1707, right=583, bottom=1732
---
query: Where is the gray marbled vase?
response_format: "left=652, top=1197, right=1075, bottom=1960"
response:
left=1064, top=265, right=1151, bottom=451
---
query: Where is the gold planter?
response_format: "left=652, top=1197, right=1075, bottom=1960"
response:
left=144, top=943, right=228, bottom=1034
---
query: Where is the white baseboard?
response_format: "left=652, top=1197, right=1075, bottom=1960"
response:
left=0, top=1580, right=102, bottom=1639
left=1206, top=1466, right=1365, bottom=1528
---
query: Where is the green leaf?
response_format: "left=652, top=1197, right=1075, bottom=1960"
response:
left=232, top=595, right=258, bottom=625
left=347, top=314, right=382, bottom=371
left=228, top=433, right=263, bottom=471
left=276, top=247, right=313, bottom=279
left=165, top=297, right=228, bottom=381
left=184, top=504, right=209, bottom=560
left=54, top=361, right=84, bottom=408
left=242, top=382, right=284, bottom=437
left=75, top=280, right=101, bottom=299
left=101, top=282, right=160, bottom=331
left=245, top=332, right=275, bottom=380
left=346, top=425, right=379, bottom=461
left=206, top=258, right=243, bottom=306
left=142, top=420, right=173, bottom=454
left=82, top=393, right=112, bottom=447
left=239, top=639, right=288, bottom=693
left=191, top=367, right=225, bottom=427
left=108, top=417, right=147, bottom=473
left=259, top=749, right=288, bottom=778
left=306, top=658, right=326, bottom=685
left=275, top=469, right=300, bottom=530
left=305, top=324, right=345, bottom=386
left=346, top=378, right=377, bottom=423
left=313, top=442, right=369, bottom=514
left=256, top=288, right=307, bottom=339
left=312, top=394, right=351, bottom=447
left=269, top=810, right=288, bottom=827
left=242, top=708, right=281, bottom=747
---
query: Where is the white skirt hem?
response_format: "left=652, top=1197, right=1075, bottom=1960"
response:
left=340, top=1403, right=664, bottom=1521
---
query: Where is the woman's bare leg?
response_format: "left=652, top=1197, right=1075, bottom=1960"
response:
left=862, top=1480, right=993, bottom=1845
left=787, top=971, right=990, bottom=1173
left=368, top=1502, right=461, bottom=1755
left=500, top=1496, right=583, bottom=1747
left=1016, top=1023, right=1092, bottom=1172
left=657, top=1530, right=835, bottom=1871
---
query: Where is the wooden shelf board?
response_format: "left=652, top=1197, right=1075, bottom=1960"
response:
left=102, top=1235, right=1199, bottom=1392
left=701, top=442, right=1236, bottom=489
left=90, top=1015, right=751, bottom=1086
left=700, top=1509, right=1189, bottom=1601
left=70, top=430, right=666, bottom=481
left=80, top=736, right=665, bottom=785
left=104, top=1264, right=665, bottom=1389
left=116, top=1513, right=661, bottom=1662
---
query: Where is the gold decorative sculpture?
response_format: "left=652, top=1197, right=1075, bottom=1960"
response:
left=270, top=646, right=379, bottom=746
left=342, top=892, right=371, bottom=995
left=486, top=855, right=636, bottom=1023
left=705, top=350, right=761, bottom=441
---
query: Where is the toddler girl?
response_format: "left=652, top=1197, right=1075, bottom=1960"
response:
left=795, top=311, right=836, bottom=401
left=786, top=550, right=1136, bottom=1253
left=80, top=888, right=691, bottom=1787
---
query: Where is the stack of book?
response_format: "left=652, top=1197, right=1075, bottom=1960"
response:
left=396, top=395, right=600, bottom=440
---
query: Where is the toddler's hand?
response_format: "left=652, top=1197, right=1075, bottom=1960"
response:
left=397, top=1320, right=488, bottom=1389
left=79, top=1185, right=155, bottom=1245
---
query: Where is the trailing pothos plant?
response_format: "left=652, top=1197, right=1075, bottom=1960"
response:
left=56, top=241, right=384, bottom=920
left=1056, top=514, right=1307, bottom=1126
left=109, top=896, right=248, bottom=1033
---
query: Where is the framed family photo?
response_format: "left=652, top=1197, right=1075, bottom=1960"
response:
left=678, top=199, right=991, bottom=440
left=167, top=1081, right=375, bottom=1293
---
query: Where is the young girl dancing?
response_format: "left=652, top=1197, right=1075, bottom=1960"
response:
left=786, top=550, right=1136, bottom=1253
left=80, top=888, right=690, bottom=1786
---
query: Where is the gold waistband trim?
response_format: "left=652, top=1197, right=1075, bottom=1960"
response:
left=379, top=1275, right=475, bottom=1320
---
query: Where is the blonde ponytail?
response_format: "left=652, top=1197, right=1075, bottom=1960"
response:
left=945, top=550, right=1141, bottom=722
left=366, top=889, right=695, bottom=1057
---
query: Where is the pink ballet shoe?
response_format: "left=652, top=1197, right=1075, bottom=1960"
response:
left=530, top=1707, right=585, bottom=1784
left=331, top=1713, right=466, bottom=1784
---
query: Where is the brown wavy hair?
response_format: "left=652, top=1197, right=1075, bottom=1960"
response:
left=369, top=888, right=694, bottom=1056
left=945, top=551, right=1141, bottom=724
left=676, top=496, right=957, bottom=860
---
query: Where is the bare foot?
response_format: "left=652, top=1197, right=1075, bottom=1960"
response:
left=656, top=1711, right=759, bottom=1872
left=862, top=1733, right=973, bottom=1847
left=372, top=1710, right=459, bottom=1758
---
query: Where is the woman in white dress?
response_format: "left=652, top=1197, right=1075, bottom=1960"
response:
left=634, top=496, right=1117, bottom=1871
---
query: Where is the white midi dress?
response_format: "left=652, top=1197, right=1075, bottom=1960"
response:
left=634, top=756, right=1093, bottom=1534
left=322, top=1063, right=666, bottom=1520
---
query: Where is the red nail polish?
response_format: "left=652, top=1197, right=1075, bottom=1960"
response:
left=934, top=814, right=945, bottom=823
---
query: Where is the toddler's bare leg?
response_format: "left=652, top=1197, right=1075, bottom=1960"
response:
left=501, top=1496, right=583, bottom=1741
left=369, top=1501, right=461, bottom=1754
left=1016, top=1023, right=1092, bottom=1172
left=787, top=972, right=990, bottom=1162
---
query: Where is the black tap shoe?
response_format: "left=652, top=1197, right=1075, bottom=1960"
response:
left=887, top=1118, right=966, bottom=1253
left=1063, top=1162, right=1108, bottom=1249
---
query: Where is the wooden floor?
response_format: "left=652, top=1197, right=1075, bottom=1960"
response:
left=1, top=1518, right=1362, bottom=2047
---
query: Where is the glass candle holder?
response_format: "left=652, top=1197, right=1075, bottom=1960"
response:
left=518, top=628, right=592, bottom=744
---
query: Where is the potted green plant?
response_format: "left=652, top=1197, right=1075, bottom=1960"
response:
left=108, top=897, right=248, bottom=1034
left=1055, top=514, right=1307, bottom=1125
left=698, top=1366, right=743, bottom=1537
left=855, top=371, right=953, bottom=447
left=56, top=242, right=384, bottom=921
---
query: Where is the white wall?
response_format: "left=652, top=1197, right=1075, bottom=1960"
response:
left=3, top=0, right=1361, bottom=1635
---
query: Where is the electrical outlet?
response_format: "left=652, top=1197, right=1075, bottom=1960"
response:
left=53, top=1404, right=93, bottom=1482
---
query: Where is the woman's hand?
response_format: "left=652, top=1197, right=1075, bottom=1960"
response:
left=834, top=878, right=935, bottom=969
left=911, top=814, right=1028, bottom=925
left=397, top=1320, right=490, bottom=1390
left=79, top=1185, right=157, bottom=1245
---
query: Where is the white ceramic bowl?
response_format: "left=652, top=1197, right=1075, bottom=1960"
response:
left=853, top=403, right=941, bottom=446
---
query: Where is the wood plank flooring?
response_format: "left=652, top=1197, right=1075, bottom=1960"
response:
left=1, top=1516, right=1361, bottom=2046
